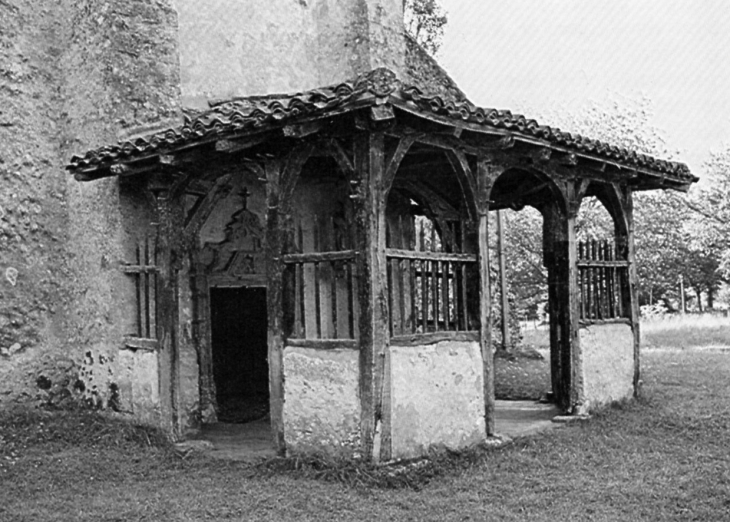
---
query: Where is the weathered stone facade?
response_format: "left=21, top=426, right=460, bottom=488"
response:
left=0, top=0, right=71, bottom=408
left=1, top=0, right=180, bottom=410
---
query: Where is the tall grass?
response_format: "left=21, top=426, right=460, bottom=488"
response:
left=521, top=314, right=730, bottom=349
left=641, top=313, right=730, bottom=349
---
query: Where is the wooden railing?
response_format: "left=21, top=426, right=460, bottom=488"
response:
left=386, top=248, right=476, bottom=336
left=283, top=250, right=358, bottom=340
left=120, top=237, right=159, bottom=350
left=577, top=239, right=628, bottom=321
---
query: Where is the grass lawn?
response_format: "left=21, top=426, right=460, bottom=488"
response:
left=2, top=334, right=730, bottom=520
left=641, top=313, right=730, bottom=349
left=495, top=326, right=551, bottom=400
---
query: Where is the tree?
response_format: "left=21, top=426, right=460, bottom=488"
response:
left=403, top=0, right=448, bottom=55
left=502, top=94, right=727, bottom=315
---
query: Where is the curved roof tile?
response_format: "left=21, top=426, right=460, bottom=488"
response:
left=68, top=68, right=695, bottom=183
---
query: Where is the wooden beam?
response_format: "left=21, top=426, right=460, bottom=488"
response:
left=627, top=190, right=641, bottom=395
left=383, top=135, right=415, bottom=196
left=445, top=148, right=478, bottom=222
left=281, top=143, right=316, bottom=207
left=390, top=331, right=478, bottom=347
left=385, top=248, right=476, bottom=262
left=110, top=162, right=158, bottom=177
left=215, top=135, right=267, bottom=154
left=285, top=339, right=358, bottom=349
left=391, top=179, right=460, bottom=220
left=553, top=152, right=579, bottom=167
left=370, top=104, right=395, bottom=122
left=353, top=132, right=389, bottom=462
left=282, top=250, right=357, bottom=263
left=184, top=178, right=215, bottom=197
left=122, top=336, right=159, bottom=351
left=183, top=174, right=233, bottom=235
left=324, top=139, right=355, bottom=176
left=283, top=120, right=323, bottom=139
left=153, top=191, right=184, bottom=435
left=264, top=158, right=286, bottom=455
left=476, top=157, right=495, bottom=436
left=534, top=147, right=552, bottom=163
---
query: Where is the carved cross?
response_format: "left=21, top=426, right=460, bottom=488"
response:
left=239, top=187, right=251, bottom=210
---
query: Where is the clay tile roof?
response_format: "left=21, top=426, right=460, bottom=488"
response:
left=67, top=68, right=696, bottom=186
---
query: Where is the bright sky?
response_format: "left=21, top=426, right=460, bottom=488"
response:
left=437, top=0, right=730, bottom=177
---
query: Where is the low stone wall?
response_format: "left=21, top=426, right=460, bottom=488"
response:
left=282, top=346, right=361, bottom=456
left=580, top=322, right=635, bottom=409
left=389, top=340, right=485, bottom=459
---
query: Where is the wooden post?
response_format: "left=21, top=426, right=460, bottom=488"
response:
left=477, top=157, right=496, bottom=436
left=565, top=202, right=583, bottom=412
left=264, top=158, right=287, bottom=454
left=624, top=188, right=642, bottom=395
left=542, top=192, right=582, bottom=413
left=154, top=190, right=183, bottom=436
left=354, top=132, right=389, bottom=461
left=496, top=209, right=511, bottom=351
left=542, top=203, right=564, bottom=407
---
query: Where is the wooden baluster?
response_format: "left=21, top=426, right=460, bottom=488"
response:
left=135, top=242, right=142, bottom=337
left=331, top=261, right=338, bottom=339
left=579, top=242, right=586, bottom=320
left=461, top=261, right=469, bottom=330
left=430, top=221, right=436, bottom=252
left=398, top=259, right=406, bottom=335
left=600, top=240, right=606, bottom=318
left=151, top=236, right=157, bottom=333
left=605, top=241, right=614, bottom=318
left=409, top=258, right=416, bottom=333
left=431, top=260, right=438, bottom=331
left=419, top=219, right=426, bottom=252
left=387, top=258, right=394, bottom=336
left=145, top=237, right=152, bottom=337
left=421, top=259, right=428, bottom=331
left=314, top=261, right=321, bottom=338
left=294, top=262, right=303, bottom=337
left=595, top=240, right=602, bottom=319
left=585, top=244, right=593, bottom=320
left=590, top=239, right=601, bottom=319
left=441, top=260, right=446, bottom=328
left=346, top=260, right=354, bottom=339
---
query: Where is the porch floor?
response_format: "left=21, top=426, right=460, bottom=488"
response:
left=190, top=400, right=563, bottom=462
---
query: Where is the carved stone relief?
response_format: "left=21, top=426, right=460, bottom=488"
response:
left=200, top=187, right=266, bottom=279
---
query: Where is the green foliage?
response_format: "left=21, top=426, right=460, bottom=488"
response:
left=505, top=95, right=728, bottom=313
left=403, top=0, right=447, bottom=55
left=500, top=207, right=547, bottom=322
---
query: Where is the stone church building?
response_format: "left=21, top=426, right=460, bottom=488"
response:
left=1, top=0, right=694, bottom=460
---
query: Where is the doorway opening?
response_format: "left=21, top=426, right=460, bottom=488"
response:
left=210, top=286, right=269, bottom=423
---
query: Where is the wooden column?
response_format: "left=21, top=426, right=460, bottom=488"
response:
left=624, top=187, right=641, bottom=396
left=565, top=198, right=583, bottom=412
left=542, top=188, right=582, bottom=413
left=542, top=203, right=563, bottom=405
left=264, top=158, right=287, bottom=454
left=496, top=209, right=510, bottom=350
left=354, top=132, right=389, bottom=461
left=477, top=157, right=498, bottom=436
left=154, top=189, right=184, bottom=436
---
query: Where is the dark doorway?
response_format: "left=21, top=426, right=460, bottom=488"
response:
left=210, top=286, right=269, bottom=423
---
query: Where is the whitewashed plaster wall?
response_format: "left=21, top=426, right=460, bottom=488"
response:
left=390, top=340, right=485, bottom=459
left=282, top=346, right=361, bottom=456
left=580, top=322, right=635, bottom=409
